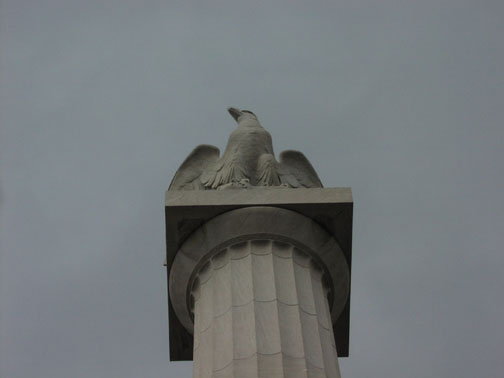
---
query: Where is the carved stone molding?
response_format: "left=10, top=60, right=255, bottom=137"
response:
left=169, top=207, right=350, bottom=335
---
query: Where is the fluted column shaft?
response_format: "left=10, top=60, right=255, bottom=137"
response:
left=191, top=240, right=341, bottom=378
left=169, top=207, right=350, bottom=378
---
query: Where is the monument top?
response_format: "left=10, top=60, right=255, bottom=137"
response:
left=165, top=107, right=353, bottom=367
left=169, top=107, right=323, bottom=190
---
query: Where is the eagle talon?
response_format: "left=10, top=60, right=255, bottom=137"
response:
left=216, top=178, right=251, bottom=190
left=238, top=179, right=250, bottom=188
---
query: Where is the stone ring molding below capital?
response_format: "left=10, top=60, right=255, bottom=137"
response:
left=169, top=206, right=350, bottom=334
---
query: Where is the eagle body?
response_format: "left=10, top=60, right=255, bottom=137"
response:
left=203, top=113, right=277, bottom=188
left=169, top=107, right=322, bottom=191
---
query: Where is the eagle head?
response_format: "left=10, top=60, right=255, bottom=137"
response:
left=227, top=107, right=258, bottom=122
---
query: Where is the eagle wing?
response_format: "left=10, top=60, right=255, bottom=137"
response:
left=278, top=150, right=323, bottom=188
left=169, top=145, right=220, bottom=190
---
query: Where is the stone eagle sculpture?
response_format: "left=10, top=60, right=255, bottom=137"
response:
left=169, top=107, right=323, bottom=190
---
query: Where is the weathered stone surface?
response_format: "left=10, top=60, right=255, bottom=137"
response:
left=169, top=207, right=349, bottom=334
left=190, top=240, right=343, bottom=378
left=165, top=188, right=353, bottom=362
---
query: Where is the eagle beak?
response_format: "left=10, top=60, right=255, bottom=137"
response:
left=227, top=107, right=242, bottom=122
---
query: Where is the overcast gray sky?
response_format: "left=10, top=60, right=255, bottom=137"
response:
left=1, top=1, right=503, bottom=377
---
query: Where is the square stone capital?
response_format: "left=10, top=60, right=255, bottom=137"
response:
left=165, top=187, right=353, bottom=361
